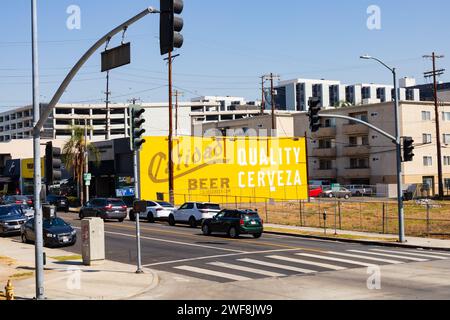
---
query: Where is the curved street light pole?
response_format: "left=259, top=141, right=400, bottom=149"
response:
left=360, top=55, right=405, bottom=243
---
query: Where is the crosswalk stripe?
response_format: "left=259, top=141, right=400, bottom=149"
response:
left=370, top=249, right=448, bottom=260
left=295, top=253, right=377, bottom=267
left=267, top=255, right=347, bottom=271
left=208, top=262, right=286, bottom=277
left=348, top=250, right=428, bottom=262
left=174, top=266, right=252, bottom=281
left=238, top=258, right=317, bottom=274
left=325, top=251, right=404, bottom=264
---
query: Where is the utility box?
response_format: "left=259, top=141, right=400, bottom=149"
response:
left=81, top=218, right=105, bottom=266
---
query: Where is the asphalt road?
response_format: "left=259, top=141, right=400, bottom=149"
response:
left=19, top=211, right=450, bottom=299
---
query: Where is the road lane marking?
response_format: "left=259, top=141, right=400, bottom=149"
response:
left=325, top=251, right=403, bottom=264
left=238, top=258, right=317, bottom=274
left=348, top=250, right=428, bottom=262
left=208, top=261, right=286, bottom=277
left=267, top=255, right=346, bottom=271
left=295, top=253, right=377, bottom=267
left=142, top=248, right=308, bottom=267
left=74, top=227, right=245, bottom=253
left=370, top=249, right=449, bottom=260
left=174, top=266, right=252, bottom=281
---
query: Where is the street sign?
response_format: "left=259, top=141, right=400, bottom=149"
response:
left=84, top=173, right=92, bottom=181
left=85, top=180, right=91, bottom=186
left=101, top=42, right=131, bottom=72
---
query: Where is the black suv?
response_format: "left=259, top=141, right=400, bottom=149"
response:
left=79, top=198, right=127, bottom=222
left=46, top=195, right=70, bottom=212
left=202, top=209, right=263, bottom=239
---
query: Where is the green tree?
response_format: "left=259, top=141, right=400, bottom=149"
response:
left=62, top=125, right=100, bottom=206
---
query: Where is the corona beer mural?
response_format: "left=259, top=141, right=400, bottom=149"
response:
left=139, top=136, right=308, bottom=204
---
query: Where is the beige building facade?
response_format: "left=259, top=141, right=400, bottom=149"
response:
left=198, top=101, right=450, bottom=195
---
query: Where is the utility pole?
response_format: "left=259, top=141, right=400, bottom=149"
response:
left=424, top=53, right=446, bottom=199
left=105, top=70, right=111, bottom=141
left=31, top=0, right=44, bottom=300
left=164, top=52, right=179, bottom=204
left=84, top=119, right=89, bottom=205
left=260, top=76, right=266, bottom=114
left=263, top=73, right=280, bottom=135
left=173, top=90, right=184, bottom=136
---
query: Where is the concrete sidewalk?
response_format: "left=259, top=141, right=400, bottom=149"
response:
left=0, top=237, right=158, bottom=300
left=264, top=224, right=450, bottom=251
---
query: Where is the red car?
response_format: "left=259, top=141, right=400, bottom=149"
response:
left=309, top=187, right=323, bottom=198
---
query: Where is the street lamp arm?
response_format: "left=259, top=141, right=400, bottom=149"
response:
left=370, top=57, right=394, bottom=73
left=34, top=6, right=159, bottom=133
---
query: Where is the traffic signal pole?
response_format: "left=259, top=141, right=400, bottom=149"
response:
left=31, top=0, right=44, bottom=300
left=168, top=50, right=175, bottom=204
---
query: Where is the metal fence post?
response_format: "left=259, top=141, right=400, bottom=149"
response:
left=334, top=198, right=337, bottom=235
left=382, top=202, right=386, bottom=234
left=299, top=199, right=303, bottom=227
left=338, top=200, right=342, bottom=229
left=265, top=199, right=268, bottom=224
left=426, top=203, right=431, bottom=237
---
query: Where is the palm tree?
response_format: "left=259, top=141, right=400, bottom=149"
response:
left=62, top=125, right=100, bottom=206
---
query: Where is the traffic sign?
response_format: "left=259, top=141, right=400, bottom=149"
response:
left=84, top=173, right=92, bottom=181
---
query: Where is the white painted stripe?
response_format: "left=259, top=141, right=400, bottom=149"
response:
left=267, top=255, right=346, bottom=271
left=208, top=262, right=286, bottom=277
left=370, top=249, right=448, bottom=260
left=348, top=250, right=428, bottom=262
left=326, top=251, right=403, bottom=264
left=295, top=253, right=377, bottom=267
left=142, top=248, right=306, bottom=267
left=174, top=266, right=252, bottom=281
left=238, top=258, right=317, bottom=274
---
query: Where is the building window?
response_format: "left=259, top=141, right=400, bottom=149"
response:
left=319, top=160, right=333, bottom=170
left=318, top=139, right=333, bottom=149
left=350, top=158, right=369, bottom=169
left=444, top=157, right=450, bottom=166
left=423, top=134, right=432, bottom=144
left=443, top=134, right=450, bottom=145
left=423, top=156, right=433, bottom=167
left=422, top=111, right=431, bottom=121
left=443, top=112, right=450, bottom=121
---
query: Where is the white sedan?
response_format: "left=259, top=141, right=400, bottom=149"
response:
left=129, top=201, right=175, bottom=223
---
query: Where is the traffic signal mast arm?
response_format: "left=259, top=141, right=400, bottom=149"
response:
left=318, top=114, right=397, bottom=144
left=34, top=6, right=159, bottom=133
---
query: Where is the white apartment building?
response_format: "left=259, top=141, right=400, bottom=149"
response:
left=198, top=100, right=450, bottom=196
left=273, top=77, right=420, bottom=112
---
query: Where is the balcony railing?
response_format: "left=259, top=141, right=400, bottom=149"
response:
left=342, top=123, right=370, bottom=135
left=342, top=145, right=371, bottom=157
left=312, top=147, right=337, bottom=158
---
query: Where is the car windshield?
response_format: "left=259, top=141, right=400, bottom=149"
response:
left=43, top=218, right=68, bottom=228
left=0, top=206, right=22, bottom=216
left=157, top=202, right=173, bottom=208
left=198, top=203, right=220, bottom=210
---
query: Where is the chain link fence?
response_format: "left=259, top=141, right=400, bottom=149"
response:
left=161, top=193, right=450, bottom=238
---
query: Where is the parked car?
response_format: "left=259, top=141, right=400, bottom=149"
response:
left=129, top=201, right=176, bottom=223
left=0, top=205, right=27, bottom=236
left=309, top=186, right=323, bottom=198
left=21, top=217, right=77, bottom=248
left=3, top=195, right=33, bottom=206
left=202, top=209, right=263, bottom=239
left=24, top=195, right=34, bottom=206
left=347, top=185, right=374, bottom=197
left=79, top=198, right=127, bottom=222
left=169, top=202, right=221, bottom=228
left=46, top=195, right=70, bottom=212
left=321, top=187, right=352, bottom=199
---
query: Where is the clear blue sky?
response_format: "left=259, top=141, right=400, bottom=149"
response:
left=1, top=0, right=449, bottom=109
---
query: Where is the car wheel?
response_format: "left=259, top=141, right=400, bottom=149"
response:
left=118, top=218, right=125, bottom=223
left=228, top=226, right=239, bottom=239
left=79, top=211, right=84, bottom=220
left=328, top=193, right=334, bottom=198
left=21, top=233, right=29, bottom=244
left=147, top=213, right=155, bottom=223
left=189, top=216, right=197, bottom=228
left=356, top=191, right=362, bottom=197
left=253, top=233, right=262, bottom=239
left=129, top=210, right=136, bottom=222
left=202, top=224, right=211, bottom=236
left=168, top=215, right=176, bottom=226
left=344, top=194, right=350, bottom=200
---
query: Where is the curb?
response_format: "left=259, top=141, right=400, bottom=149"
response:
left=264, top=230, right=450, bottom=252
left=121, top=268, right=160, bottom=300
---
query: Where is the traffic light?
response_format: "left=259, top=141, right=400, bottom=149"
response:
left=132, top=108, right=146, bottom=151
left=403, top=137, right=415, bottom=162
left=308, top=97, right=322, bottom=133
left=45, top=142, right=62, bottom=186
left=160, top=0, right=184, bottom=55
